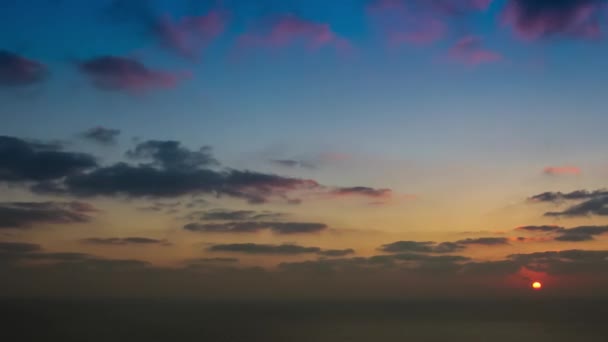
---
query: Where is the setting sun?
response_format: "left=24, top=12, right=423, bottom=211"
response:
left=532, top=282, right=542, bottom=290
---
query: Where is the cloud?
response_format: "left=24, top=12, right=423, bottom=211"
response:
left=81, top=127, right=121, bottom=145
left=528, top=189, right=608, bottom=203
left=209, top=243, right=322, bottom=255
left=35, top=139, right=320, bottom=203
left=318, top=249, right=356, bottom=257
left=454, top=237, right=510, bottom=246
left=379, top=241, right=440, bottom=253
left=0, top=201, right=96, bottom=229
left=554, top=225, right=608, bottom=241
left=184, top=221, right=327, bottom=234
left=237, top=14, right=351, bottom=53
left=126, top=140, right=218, bottom=170
left=155, top=11, right=226, bottom=59
left=0, top=50, right=48, bottom=87
left=187, top=257, right=240, bottom=264
left=81, top=237, right=170, bottom=246
left=78, top=56, right=188, bottom=92
left=0, top=136, right=97, bottom=183
left=502, top=0, right=605, bottom=40
left=368, top=0, right=491, bottom=47
left=516, top=225, right=565, bottom=232
left=330, top=187, right=392, bottom=199
left=545, top=197, right=608, bottom=217
left=0, top=242, right=42, bottom=254
left=194, top=209, right=284, bottom=221
left=543, top=165, right=582, bottom=176
left=509, top=249, right=608, bottom=274
left=269, top=159, right=316, bottom=169
left=106, top=0, right=225, bottom=59
left=515, top=224, right=608, bottom=242
left=380, top=237, right=507, bottom=254
left=448, top=35, right=502, bottom=65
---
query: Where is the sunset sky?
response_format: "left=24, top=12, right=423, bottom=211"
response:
left=1, top=0, right=608, bottom=299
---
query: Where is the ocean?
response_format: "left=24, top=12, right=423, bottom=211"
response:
left=2, top=299, right=606, bottom=341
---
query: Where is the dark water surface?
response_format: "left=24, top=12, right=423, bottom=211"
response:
left=2, top=299, right=606, bottom=341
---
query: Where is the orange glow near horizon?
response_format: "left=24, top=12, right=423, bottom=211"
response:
left=532, top=281, right=542, bottom=290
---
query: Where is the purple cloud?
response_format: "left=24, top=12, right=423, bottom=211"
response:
left=448, top=35, right=503, bottom=65
left=503, top=0, right=606, bottom=40
left=0, top=50, right=47, bottom=87
left=78, top=56, right=188, bottom=93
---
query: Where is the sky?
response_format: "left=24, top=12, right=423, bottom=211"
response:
left=1, top=0, right=608, bottom=299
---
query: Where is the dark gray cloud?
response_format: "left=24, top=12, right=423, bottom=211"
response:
left=4, top=135, right=388, bottom=205
left=331, top=186, right=392, bottom=199
left=78, top=56, right=184, bottom=92
left=454, top=237, right=510, bottom=246
left=81, top=127, right=121, bottom=145
left=509, top=249, right=608, bottom=274
left=0, top=50, right=48, bottom=87
left=81, top=237, right=170, bottom=246
left=515, top=224, right=608, bottom=242
left=37, top=159, right=320, bottom=204
left=194, top=209, right=284, bottom=221
left=503, top=0, right=606, bottom=40
left=188, top=257, right=240, bottom=264
left=184, top=221, right=327, bottom=234
left=0, top=241, right=42, bottom=254
left=545, top=197, right=608, bottom=217
left=269, top=159, right=316, bottom=169
left=529, top=189, right=608, bottom=203
left=0, top=136, right=97, bottom=183
left=0, top=201, right=96, bottom=229
left=209, top=243, right=322, bottom=255
left=516, top=225, right=565, bottom=232
left=127, top=140, right=218, bottom=170
left=379, top=241, right=438, bottom=253
left=318, top=249, right=355, bottom=257
left=379, top=238, right=506, bottom=254
left=554, top=226, right=608, bottom=242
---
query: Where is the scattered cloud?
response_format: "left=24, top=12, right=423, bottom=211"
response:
left=545, top=197, right=608, bottom=217
left=330, top=187, right=392, bottom=199
left=543, top=165, right=582, bottom=176
left=126, top=140, right=218, bottom=170
left=269, top=159, right=316, bottom=169
left=448, top=35, right=502, bottom=65
left=516, top=225, right=565, bottom=232
left=209, top=243, right=322, bottom=255
left=184, top=221, right=327, bottom=234
left=528, top=189, right=608, bottom=203
left=81, top=237, right=170, bottom=246
left=516, top=224, right=608, bottom=242
left=380, top=237, right=508, bottom=254
left=81, top=127, right=121, bottom=145
left=0, top=50, right=48, bottom=87
left=155, top=11, right=226, bottom=59
left=194, top=209, right=285, bottom=221
left=502, top=0, right=605, bottom=40
left=0, top=136, right=97, bottom=183
left=0, top=201, right=96, bottom=229
left=78, top=56, right=188, bottom=93
left=318, top=249, right=356, bottom=257
left=237, top=14, right=351, bottom=53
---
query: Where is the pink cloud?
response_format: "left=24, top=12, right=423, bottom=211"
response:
left=79, top=56, right=189, bottom=93
left=237, top=15, right=351, bottom=53
left=389, top=19, right=447, bottom=46
left=156, top=10, right=227, bottom=59
left=502, top=0, right=604, bottom=40
left=543, top=166, right=582, bottom=176
left=448, top=35, right=503, bottom=65
left=0, top=50, right=48, bottom=87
